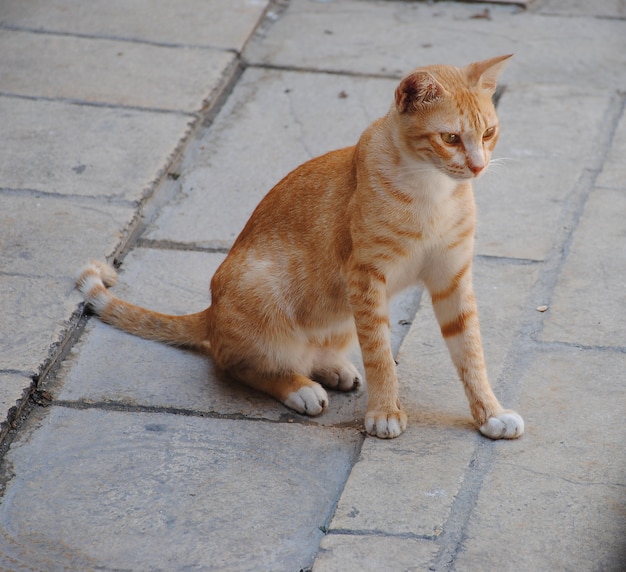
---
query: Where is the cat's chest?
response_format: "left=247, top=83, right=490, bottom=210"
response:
left=384, top=231, right=458, bottom=297
left=384, top=190, right=473, bottom=294
left=402, top=181, right=469, bottom=245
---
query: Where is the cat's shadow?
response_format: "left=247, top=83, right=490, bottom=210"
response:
left=405, top=409, right=476, bottom=433
left=208, top=362, right=474, bottom=434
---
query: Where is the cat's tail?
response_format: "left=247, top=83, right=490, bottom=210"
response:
left=76, top=260, right=211, bottom=353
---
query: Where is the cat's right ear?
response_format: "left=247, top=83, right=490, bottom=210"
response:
left=466, top=54, right=513, bottom=93
left=395, top=72, right=445, bottom=114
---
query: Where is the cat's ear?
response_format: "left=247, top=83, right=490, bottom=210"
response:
left=395, top=72, right=446, bottom=114
left=466, top=54, right=513, bottom=93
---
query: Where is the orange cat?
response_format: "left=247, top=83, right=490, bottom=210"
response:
left=77, top=55, right=524, bottom=440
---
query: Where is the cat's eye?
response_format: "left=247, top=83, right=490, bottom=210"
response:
left=441, top=133, right=460, bottom=145
left=483, top=126, right=496, bottom=140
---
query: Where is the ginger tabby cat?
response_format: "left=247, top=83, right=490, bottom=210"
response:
left=78, top=55, right=524, bottom=440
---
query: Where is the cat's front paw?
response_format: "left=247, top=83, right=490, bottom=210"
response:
left=284, top=384, right=329, bottom=417
left=364, top=408, right=407, bottom=439
left=479, top=410, right=524, bottom=439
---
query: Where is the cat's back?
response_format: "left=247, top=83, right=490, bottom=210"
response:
left=210, top=145, right=359, bottom=327
left=232, top=145, right=357, bottom=250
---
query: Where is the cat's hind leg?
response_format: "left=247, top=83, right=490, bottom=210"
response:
left=309, top=328, right=362, bottom=391
left=311, top=349, right=362, bottom=392
left=228, top=366, right=329, bottom=417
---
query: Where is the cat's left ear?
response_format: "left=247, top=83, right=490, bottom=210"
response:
left=466, top=54, right=513, bottom=93
left=395, top=71, right=446, bottom=114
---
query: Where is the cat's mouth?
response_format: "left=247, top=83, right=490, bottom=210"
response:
left=442, top=164, right=488, bottom=181
left=444, top=169, right=485, bottom=182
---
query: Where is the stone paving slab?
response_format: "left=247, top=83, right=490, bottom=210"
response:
left=314, top=534, right=438, bottom=572
left=0, top=275, right=82, bottom=375
left=500, top=349, right=625, bottom=486
left=246, top=0, right=626, bottom=91
left=0, top=96, right=194, bottom=200
left=476, top=85, right=613, bottom=261
left=457, top=467, right=625, bottom=572
left=0, top=193, right=133, bottom=276
left=90, top=248, right=219, bottom=314
left=0, top=29, right=235, bottom=112
left=0, top=0, right=270, bottom=51
left=0, top=92, right=194, bottom=433
left=541, top=186, right=626, bottom=348
left=538, top=0, right=626, bottom=18
left=329, top=425, right=477, bottom=538
left=145, top=67, right=398, bottom=248
left=0, top=406, right=362, bottom=571
left=454, top=349, right=626, bottom=571
left=0, top=374, right=30, bottom=437
left=0, top=190, right=134, bottom=373
left=597, top=101, right=626, bottom=190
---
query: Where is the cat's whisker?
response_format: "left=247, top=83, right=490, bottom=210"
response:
left=486, top=157, right=519, bottom=173
left=483, top=158, right=519, bottom=178
left=489, top=157, right=519, bottom=166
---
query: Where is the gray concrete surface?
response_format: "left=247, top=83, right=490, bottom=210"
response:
left=0, top=1, right=625, bottom=570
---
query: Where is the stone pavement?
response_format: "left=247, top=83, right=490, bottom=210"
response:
left=0, top=0, right=625, bottom=570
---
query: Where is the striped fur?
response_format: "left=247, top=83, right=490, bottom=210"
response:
left=77, top=56, right=523, bottom=440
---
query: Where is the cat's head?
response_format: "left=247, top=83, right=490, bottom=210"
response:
left=393, top=55, right=512, bottom=181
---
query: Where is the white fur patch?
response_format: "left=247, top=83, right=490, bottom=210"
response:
left=479, top=410, right=524, bottom=439
left=92, top=260, right=118, bottom=287
left=284, top=384, right=329, bottom=416
left=77, top=273, right=111, bottom=314
left=76, top=261, right=119, bottom=314
left=88, top=289, right=112, bottom=314
left=77, top=273, right=102, bottom=296
left=364, top=410, right=407, bottom=439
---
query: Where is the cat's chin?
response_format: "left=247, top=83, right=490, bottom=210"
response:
left=441, top=171, right=475, bottom=182
left=447, top=171, right=485, bottom=182
left=434, top=165, right=475, bottom=182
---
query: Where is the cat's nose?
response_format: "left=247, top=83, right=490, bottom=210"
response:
left=469, top=163, right=485, bottom=176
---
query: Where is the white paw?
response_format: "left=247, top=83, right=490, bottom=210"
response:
left=364, top=408, right=407, bottom=439
left=479, top=410, right=524, bottom=440
left=313, top=361, right=362, bottom=392
left=284, top=384, right=329, bottom=417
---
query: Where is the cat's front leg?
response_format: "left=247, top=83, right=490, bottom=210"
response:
left=349, top=265, right=407, bottom=438
left=426, top=266, right=524, bottom=439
